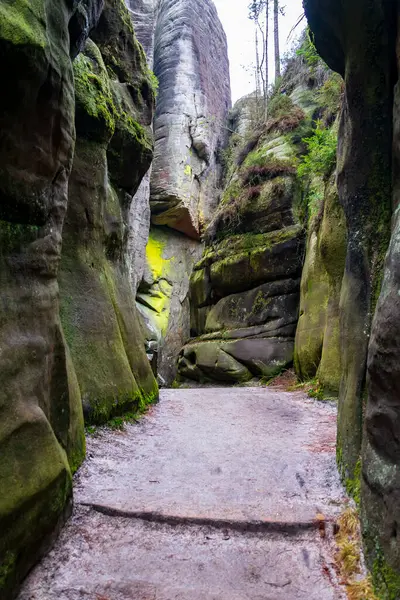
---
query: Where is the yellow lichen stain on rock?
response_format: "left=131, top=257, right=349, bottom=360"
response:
left=142, top=233, right=175, bottom=336
left=146, top=235, right=169, bottom=281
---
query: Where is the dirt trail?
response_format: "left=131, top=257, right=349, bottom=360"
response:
left=19, top=387, right=347, bottom=599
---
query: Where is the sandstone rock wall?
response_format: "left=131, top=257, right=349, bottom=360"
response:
left=178, top=50, right=342, bottom=386
left=0, top=2, right=94, bottom=596
left=151, top=0, right=231, bottom=238
left=0, top=1, right=157, bottom=596
left=137, top=227, right=203, bottom=385
left=60, top=0, right=158, bottom=425
left=178, top=79, right=312, bottom=383
left=127, top=0, right=231, bottom=385
left=305, top=0, right=400, bottom=591
left=125, top=0, right=157, bottom=292
left=294, top=173, right=347, bottom=397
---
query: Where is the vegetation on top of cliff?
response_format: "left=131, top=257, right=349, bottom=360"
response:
left=296, top=28, right=323, bottom=69
left=210, top=30, right=342, bottom=244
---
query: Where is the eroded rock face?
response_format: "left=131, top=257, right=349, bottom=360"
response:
left=361, top=56, right=400, bottom=596
left=0, top=1, right=99, bottom=596
left=0, top=1, right=157, bottom=595
left=179, top=226, right=304, bottom=383
left=150, top=0, right=231, bottom=238
left=305, top=0, right=400, bottom=589
left=59, top=0, right=158, bottom=424
left=126, top=0, right=231, bottom=384
left=295, top=174, right=347, bottom=397
left=137, top=227, right=203, bottom=385
left=129, top=0, right=231, bottom=237
left=178, top=84, right=309, bottom=384
left=125, top=0, right=156, bottom=293
left=304, top=0, right=396, bottom=479
left=178, top=55, right=340, bottom=385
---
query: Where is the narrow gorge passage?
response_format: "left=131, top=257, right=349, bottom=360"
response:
left=19, top=387, right=347, bottom=600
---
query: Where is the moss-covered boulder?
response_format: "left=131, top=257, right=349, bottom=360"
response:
left=201, top=225, right=304, bottom=299
left=59, top=1, right=157, bottom=425
left=205, top=278, right=300, bottom=334
left=179, top=335, right=295, bottom=383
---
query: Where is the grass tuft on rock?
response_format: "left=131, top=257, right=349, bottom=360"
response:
left=241, top=159, right=296, bottom=186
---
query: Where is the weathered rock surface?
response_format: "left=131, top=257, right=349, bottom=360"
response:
left=150, top=0, right=231, bottom=238
left=178, top=71, right=315, bottom=384
left=361, top=67, right=400, bottom=597
left=18, top=387, right=346, bottom=600
left=0, top=0, right=158, bottom=595
left=295, top=174, right=346, bottom=397
left=305, top=0, right=395, bottom=479
left=125, top=0, right=156, bottom=293
left=126, top=0, right=231, bottom=383
left=126, top=0, right=157, bottom=60
left=59, top=0, right=158, bottom=425
left=178, top=224, right=304, bottom=383
left=306, top=0, right=400, bottom=590
left=0, top=1, right=97, bottom=596
left=137, top=227, right=203, bottom=385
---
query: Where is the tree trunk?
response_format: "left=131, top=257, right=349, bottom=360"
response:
left=265, top=0, right=269, bottom=116
left=255, top=27, right=261, bottom=122
left=274, top=0, right=280, bottom=78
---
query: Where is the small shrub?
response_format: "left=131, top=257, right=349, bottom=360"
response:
left=306, top=378, right=324, bottom=400
left=268, top=94, right=295, bottom=120
left=318, top=73, right=344, bottom=122
left=297, top=121, right=337, bottom=180
left=296, top=28, right=323, bottom=68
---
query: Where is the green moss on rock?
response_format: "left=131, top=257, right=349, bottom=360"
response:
left=0, top=220, right=40, bottom=254
left=372, top=549, right=400, bottom=600
left=74, top=39, right=116, bottom=141
left=0, top=0, right=46, bottom=48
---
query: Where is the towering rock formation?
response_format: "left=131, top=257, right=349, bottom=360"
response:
left=59, top=0, right=158, bottom=424
left=150, top=0, right=231, bottom=237
left=128, top=0, right=231, bottom=384
left=0, top=1, right=157, bottom=596
left=178, top=50, right=335, bottom=384
left=305, top=0, right=400, bottom=593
